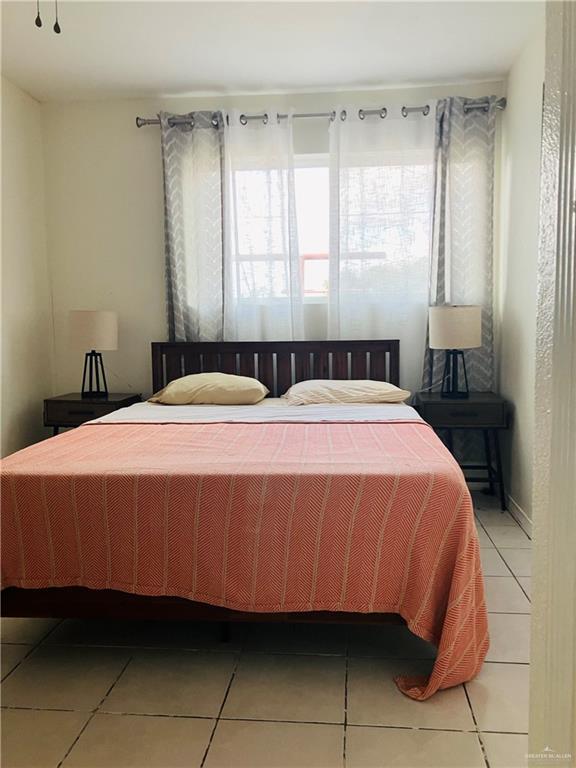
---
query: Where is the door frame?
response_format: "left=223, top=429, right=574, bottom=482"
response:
left=529, top=2, right=576, bottom=764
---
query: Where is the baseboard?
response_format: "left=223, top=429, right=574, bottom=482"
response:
left=507, top=494, right=533, bottom=538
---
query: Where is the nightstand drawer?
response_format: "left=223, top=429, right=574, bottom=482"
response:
left=420, top=401, right=507, bottom=428
left=44, top=394, right=141, bottom=435
left=44, top=400, right=119, bottom=426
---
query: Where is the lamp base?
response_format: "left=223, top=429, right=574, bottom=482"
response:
left=81, top=350, right=109, bottom=398
left=441, top=350, right=470, bottom=399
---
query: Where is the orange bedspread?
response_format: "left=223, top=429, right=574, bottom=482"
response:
left=1, top=420, right=488, bottom=699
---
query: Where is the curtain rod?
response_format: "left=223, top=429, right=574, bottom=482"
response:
left=135, top=97, right=507, bottom=128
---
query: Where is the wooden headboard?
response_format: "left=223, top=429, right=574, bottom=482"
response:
left=152, top=340, right=400, bottom=396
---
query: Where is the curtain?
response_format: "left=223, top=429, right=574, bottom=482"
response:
left=159, top=100, right=497, bottom=376
left=328, top=108, right=436, bottom=392
left=222, top=110, right=304, bottom=340
left=423, top=97, right=498, bottom=391
left=160, top=111, right=224, bottom=341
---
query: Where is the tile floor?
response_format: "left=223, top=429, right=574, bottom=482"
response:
left=1, top=493, right=531, bottom=768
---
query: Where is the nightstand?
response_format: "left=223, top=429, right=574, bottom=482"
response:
left=413, top=392, right=510, bottom=511
left=44, top=393, right=141, bottom=436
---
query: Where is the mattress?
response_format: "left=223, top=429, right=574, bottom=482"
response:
left=89, top=399, right=423, bottom=424
left=0, top=402, right=488, bottom=700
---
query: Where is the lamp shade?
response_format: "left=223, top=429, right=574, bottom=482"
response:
left=69, top=310, right=118, bottom=351
left=429, top=305, right=482, bottom=350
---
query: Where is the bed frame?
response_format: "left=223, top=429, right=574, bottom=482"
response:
left=152, top=339, right=400, bottom=393
left=2, top=339, right=403, bottom=626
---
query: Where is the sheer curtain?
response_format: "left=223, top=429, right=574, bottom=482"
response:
left=222, top=110, right=304, bottom=340
left=328, top=108, right=435, bottom=391
left=160, top=111, right=225, bottom=341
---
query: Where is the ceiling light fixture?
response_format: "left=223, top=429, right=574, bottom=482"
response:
left=34, top=0, right=61, bottom=33
left=53, top=0, right=61, bottom=33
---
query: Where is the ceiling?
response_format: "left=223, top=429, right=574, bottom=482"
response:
left=1, top=1, right=544, bottom=102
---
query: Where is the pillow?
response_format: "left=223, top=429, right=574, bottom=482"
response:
left=282, top=379, right=410, bottom=405
left=149, top=373, right=268, bottom=405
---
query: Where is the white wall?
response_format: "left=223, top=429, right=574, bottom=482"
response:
left=498, top=26, right=545, bottom=524
left=1, top=77, right=54, bottom=456
left=42, top=81, right=504, bottom=398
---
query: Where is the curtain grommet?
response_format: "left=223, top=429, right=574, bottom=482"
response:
left=169, top=116, right=194, bottom=130
left=262, top=113, right=269, bottom=125
left=358, top=107, right=387, bottom=120
left=464, top=100, right=491, bottom=114
left=329, top=110, right=336, bottom=122
left=239, top=114, right=248, bottom=126
left=402, top=105, right=429, bottom=117
left=340, top=109, right=347, bottom=121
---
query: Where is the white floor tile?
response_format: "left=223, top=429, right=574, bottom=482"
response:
left=518, top=578, right=531, bottom=599
left=472, top=491, right=501, bottom=512
left=476, top=526, right=496, bottom=548
left=0, top=617, right=59, bottom=645
left=500, top=549, right=532, bottom=577
left=347, top=726, right=485, bottom=768
left=204, top=720, right=344, bottom=768
left=1, top=646, right=131, bottom=711
left=2, top=709, right=89, bottom=768
left=482, top=732, right=529, bottom=768
left=466, top=662, right=529, bottom=733
left=481, top=549, right=511, bottom=576
left=222, top=653, right=346, bottom=724
left=347, top=658, right=474, bottom=730
left=484, top=577, right=531, bottom=613
left=486, top=614, right=531, bottom=663
left=347, top=623, right=436, bottom=659
left=1, top=644, right=30, bottom=680
left=483, top=526, right=531, bottom=549
left=62, top=713, right=214, bottom=768
left=102, top=650, right=237, bottom=717
left=475, top=508, right=517, bottom=527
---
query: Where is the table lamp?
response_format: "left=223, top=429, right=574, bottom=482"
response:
left=69, top=310, right=118, bottom=398
left=429, top=305, right=482, bottom=399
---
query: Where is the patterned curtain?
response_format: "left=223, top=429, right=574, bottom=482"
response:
left=160, top=111, right=225, bottom=341
left=423, top=97, right=498, bottom=391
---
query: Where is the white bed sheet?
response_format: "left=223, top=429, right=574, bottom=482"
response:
left=89, top=399, right=422, bottom=425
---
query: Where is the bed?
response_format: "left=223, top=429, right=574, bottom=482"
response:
left=1, top=340, right=488, bottom=700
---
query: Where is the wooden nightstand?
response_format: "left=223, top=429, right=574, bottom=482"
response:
left=413, top=392, right=510, bottom=511
left=44, top=393, right=141, bottom=436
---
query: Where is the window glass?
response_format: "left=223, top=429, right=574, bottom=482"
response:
left=295, top=163, right=329, bottom=297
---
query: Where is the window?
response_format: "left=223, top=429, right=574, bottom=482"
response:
left=294, top=157, right=431, bottom=300
left=231, top=159, right=331, bottom=300
left=337, top=161, right=433, bottom=297
left=231, top=168, right=290, bottom=300
left=294, top=162, right=329, bottom=297
left=230, top=154, right=431, bottom=303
